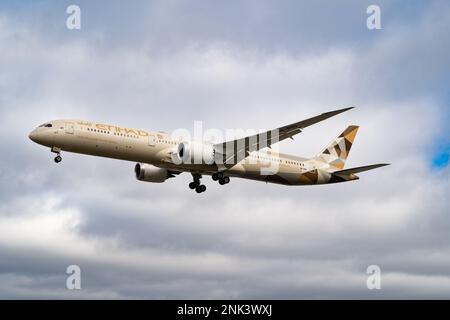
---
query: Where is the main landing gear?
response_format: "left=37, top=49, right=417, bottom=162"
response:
left=212, top=172, right=230, bottom=185
left=189, top=174, right=207, bottom=193
left=51, top=147, right=62, bottom=163
left=189, top=173, right=230, bottom=194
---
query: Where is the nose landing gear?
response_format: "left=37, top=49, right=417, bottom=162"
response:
left=51, top=147, right=62, bottom=163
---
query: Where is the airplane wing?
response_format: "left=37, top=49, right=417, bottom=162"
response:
left=332, top=163, right=390, bottom=176
left=214, top=106, right=354, bottom=169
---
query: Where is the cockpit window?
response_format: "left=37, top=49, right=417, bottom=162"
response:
left=39, top=123, right=53, bottom=128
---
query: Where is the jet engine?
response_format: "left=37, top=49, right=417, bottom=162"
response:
left=171, top=141, right=215, bottom=164
left=134, top=163, right=172, bottom=183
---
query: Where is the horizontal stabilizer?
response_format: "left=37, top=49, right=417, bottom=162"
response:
left=333, top=164, right=390, bottom=176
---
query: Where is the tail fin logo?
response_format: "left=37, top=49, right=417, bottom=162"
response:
left=315, top=125, right=359, bottom=170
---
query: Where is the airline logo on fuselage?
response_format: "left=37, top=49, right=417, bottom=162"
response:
left=77, top=121, right=150, bottom=136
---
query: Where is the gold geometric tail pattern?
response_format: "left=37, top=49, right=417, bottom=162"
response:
left=314, top=125, right=359, bottom=170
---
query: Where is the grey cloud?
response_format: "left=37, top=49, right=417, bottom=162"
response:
left=0, top=1, right=449, bottom=299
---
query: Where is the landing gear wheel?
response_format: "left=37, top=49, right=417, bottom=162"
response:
left=54, top=155, right=62, bottom=163
left=190, top=173, right=205, bottom=192
left=212, top=173, right=219, bottom=181
left=218, top=176, right=230, bottom=185
left=195, top=185, right=206, bottom=193
left=189, top=181, right=200, bottom=189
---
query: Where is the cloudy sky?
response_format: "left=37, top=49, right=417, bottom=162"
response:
left=0, top=0, right=449, bottom=299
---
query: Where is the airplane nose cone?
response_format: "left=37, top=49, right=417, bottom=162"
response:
left=28, top=130, right=38, bottom=142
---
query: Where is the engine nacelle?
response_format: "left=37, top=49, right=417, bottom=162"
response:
left=171, top=141, right=215, bottom=165
left=134, top=163, right=170, bottom=183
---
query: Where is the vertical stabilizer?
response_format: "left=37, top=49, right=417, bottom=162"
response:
left=314, top=125, right=359, bottom=170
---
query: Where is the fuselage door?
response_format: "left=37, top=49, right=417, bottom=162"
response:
left=65, top=123, right=75, bottom=134
left=148, top=134, right=156, bottom=146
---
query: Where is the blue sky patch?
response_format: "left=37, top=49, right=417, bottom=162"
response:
left=432, top=147, right=450, bottom=168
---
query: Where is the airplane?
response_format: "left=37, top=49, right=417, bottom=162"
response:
left=28, top=107, right=389, bottom=193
